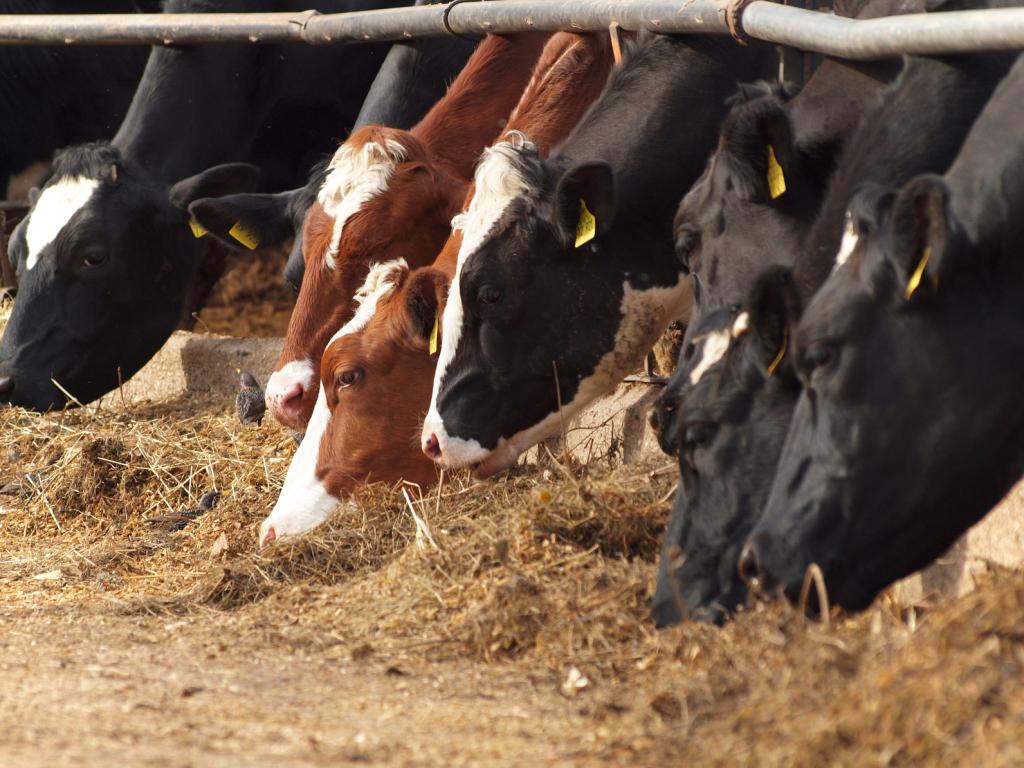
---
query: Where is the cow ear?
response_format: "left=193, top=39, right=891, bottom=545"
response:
left=188, top=190, right=297, bottom=253
left=888, top=174, right=951, bottom=303
left=168, top=163, right=261, bottom=210
left=404, top=268, right=450, bottom=351
left=553, top=162, right=615, bottom=247
left=724, top=97, right=794, bottom=202
left=745, top=266, right=801, bottom=378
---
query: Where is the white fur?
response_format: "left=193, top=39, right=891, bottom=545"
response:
left=24, top=177, right=99, bottom=271
left=834, top=212, right=858, bottom=271
left=731, top=311, right=751, bottom=339
left=424, top=141, right=535, bottom=452
left=424, top=277, right=692, bottom=474
left=317, top=139, right=406, bottom=269
left=260, top=260, right=409, bottom=543
left=689, top=328, right=732, bottom=386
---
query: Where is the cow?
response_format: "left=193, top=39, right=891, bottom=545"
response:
left=258, top=32, right=551, bottom=431
left=0, top=1, right=157, bottom=198
left=419, top=32, right=775, bottom=478
left=649, top=40, right=1020, bottom=627
left=188, top=6, right=476, bottom=293
left=259, top=31, right=616, bottom=545
left=0, top=0, right=406, bottom=412
left=740, top=53, right=1024, bottom=612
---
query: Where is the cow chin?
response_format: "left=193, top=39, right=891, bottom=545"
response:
left=471, top=441, right=521, bottom=480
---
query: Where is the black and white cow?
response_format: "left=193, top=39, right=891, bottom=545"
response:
left=0, top=0, right=158, bottom=197
left=418, top=33, right=775, bottom=476
left=742, top=53, right=1024, bottom=611
left=649, top=39, right=1018, bottom=625
left=0, top=0, right=406, bottom=410
left=188, top=17, right=476, bottom=293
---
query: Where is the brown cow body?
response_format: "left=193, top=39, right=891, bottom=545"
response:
left=260, top=32, right=616, bottom=545
left=264, top=32, right=550, bottom=430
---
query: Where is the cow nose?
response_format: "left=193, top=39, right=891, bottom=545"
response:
left=422, top=433, right=442, bottom=460
left=266, top=381, right=304, bottom=424
left=737, top=539, right=764, bottom=589
left=0, top=374, right=13, bottom=401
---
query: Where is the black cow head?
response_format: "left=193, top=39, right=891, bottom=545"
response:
left=0, top=143, right=258, bottom=411
left=673, top=82, right=820, bottom=350
left=651, top=269, right=802, bottom=626
left=421, top=139, right=690, bottom=477
left=743, top=176, right=1024, bottom=610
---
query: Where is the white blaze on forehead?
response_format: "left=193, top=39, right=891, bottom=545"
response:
left=689, top=327, right=732, bottom=386
left=317, top=139, right=406, bottom=269
left=24, top=176, right=99, bottom=271
left=325, top=258, right=407, bottom=348
left=731, top=311, right=751, bottom=339
left=834, top=212, right=858, bottom=271
left=425, top=140, right=536, bottom=442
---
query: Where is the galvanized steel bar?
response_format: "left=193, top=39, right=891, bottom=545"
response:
left=0, top=2, right=1022, bottom=58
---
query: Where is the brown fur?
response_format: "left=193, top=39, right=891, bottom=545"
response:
left=312, top=32, right=617, bottom=491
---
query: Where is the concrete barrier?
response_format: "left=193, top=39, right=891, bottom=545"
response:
left=124, top=331, right=1023, bottom=606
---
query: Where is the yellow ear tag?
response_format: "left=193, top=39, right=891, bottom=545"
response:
left=767, top=329, right=789, bottom=377
left=767, top=145, right=787, bottom=200
left=429, top=311, right=440, bottom=355
left=574, top=199, right=596, bottom=248
left=188, top=217, right=208, bottom=238
left=228, top=221, right=260, bottom=251
left=904, top=245, right=932, bottom=301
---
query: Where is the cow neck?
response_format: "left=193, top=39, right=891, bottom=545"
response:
left=555, top=34, right=774, bottom=255
left=412, top=32, right=550, bottom=181
left=796, top=50, right=1018, bottom=301
left=503, top=31, right=615, bottom=159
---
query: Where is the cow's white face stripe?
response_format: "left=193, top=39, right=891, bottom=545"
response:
left=317, top=139, right=405, bottom=270
left=425, top=140, right=535, bottom=447
left=25, top=176, right=99, bottom=271
left=261, top=260, right=408, bottom=543
left=689, top=328, right=732, bottom=386
left=260, top=387, right=339, bottom=544
left=834, top=213, right=858, bottom=271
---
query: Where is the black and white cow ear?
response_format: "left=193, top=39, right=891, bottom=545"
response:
left=168, top=163, right=261, bottom=212
left=889, top=174, right=951, bottom=303
left=188, top=190, right=298, bottom=253
left=746, top=266, right=801, bottom=378
left=404, top=268, right=450, bottom=351
left=553, top=162, right=615, bottom=248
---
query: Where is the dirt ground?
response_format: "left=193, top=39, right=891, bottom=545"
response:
left=1, top=263, right=1024, bottom=767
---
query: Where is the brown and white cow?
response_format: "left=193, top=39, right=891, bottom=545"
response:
left=264, top=32, right=550, bottom=430
left=259, top=32, right=616, bottom=545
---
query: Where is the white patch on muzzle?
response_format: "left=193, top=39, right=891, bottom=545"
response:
left=266, top=359, right=316, bottom=413
left=261, top=260, right=408, bottom=544
left=423, top=140, right=535, bottom=459
left=24, top=176, right=99, bottom=270
left=317, top=139, right=406, bottom=269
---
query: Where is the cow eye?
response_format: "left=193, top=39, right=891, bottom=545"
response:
left=683, top=420, right=716, bottom=470
left=335, top=368, right=363, bottom=390
left=83, top=250, right=107, bottom=268
left=804, top=341, right=837, bottom=380
left=478, top=284, right=501, bottom=305
left=675, top=229, right=700, bottom=274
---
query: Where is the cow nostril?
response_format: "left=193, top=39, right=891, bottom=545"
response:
left=260, top=525, right=277, bottom=548
left=737, top=542, right=763, bottom=589
left=423, top=433, right=442, bottom=460
left=0, top=375, right=13, bottom=400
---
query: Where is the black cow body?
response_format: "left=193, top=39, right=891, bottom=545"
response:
left=189, top=16, right=476, bottom=293
left=420, top=33, right=776, bottom=478
left=651, top=28, right=1018, bottom=625
left=746, top=53, right=1024, bottom=611
left=0, top=0, right=407, bottom=411
left=0, top=1, right=157, bottom=196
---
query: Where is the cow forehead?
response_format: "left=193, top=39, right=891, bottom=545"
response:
left=316, top=138, right=407, bottom=270
left=24, top=176, right=100, bottom=271
left=323, top=258, right=408, bottom=363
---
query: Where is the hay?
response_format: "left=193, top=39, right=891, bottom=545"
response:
left=1, top=393, right=1023, bottom=765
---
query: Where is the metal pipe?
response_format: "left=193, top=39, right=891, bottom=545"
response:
left=0, top=2, right=1022, bottom=59
left=743, top=2, right=1024, bottom=59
